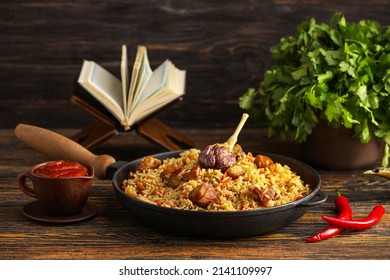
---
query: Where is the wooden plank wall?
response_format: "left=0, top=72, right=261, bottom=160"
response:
left=1, top=0, right=389, bottom=129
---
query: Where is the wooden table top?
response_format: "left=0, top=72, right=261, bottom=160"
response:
left=1, top=127, right=389, bottom=260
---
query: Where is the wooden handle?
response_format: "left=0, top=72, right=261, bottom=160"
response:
left=14, top=124, right=116, bottom=179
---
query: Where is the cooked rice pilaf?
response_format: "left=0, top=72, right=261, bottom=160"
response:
left=122, top=148, right=311, bottom=211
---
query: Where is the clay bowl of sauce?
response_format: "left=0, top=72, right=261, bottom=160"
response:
left=17, top=160, right=94, bottom=216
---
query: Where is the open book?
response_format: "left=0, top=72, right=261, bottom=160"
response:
left=78, top=45, right=186, bottom=130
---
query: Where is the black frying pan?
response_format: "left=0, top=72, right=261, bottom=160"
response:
left=15, top=124, right=326, bottom=237
left=113, top=151, right=325, bottom=237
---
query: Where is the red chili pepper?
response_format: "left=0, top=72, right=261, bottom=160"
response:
left=322, top=205, right=385, bottom=230
left=306, top=190, right=352, bottom=243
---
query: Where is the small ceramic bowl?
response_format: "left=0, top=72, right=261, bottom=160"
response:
left=17, top=161, right=94, bottom=216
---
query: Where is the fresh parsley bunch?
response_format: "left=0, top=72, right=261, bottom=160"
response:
left=240, top=12, right=390, bottom=167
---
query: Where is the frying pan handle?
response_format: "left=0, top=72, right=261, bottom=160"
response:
left=14, top=124, right=116, bottom=179
left=299, top=190, right=328, bottom=207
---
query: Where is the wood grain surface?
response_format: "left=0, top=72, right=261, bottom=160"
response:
left=1, top=128, right=389, bottom=260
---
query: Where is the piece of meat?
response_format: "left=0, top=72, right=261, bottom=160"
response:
left=254, top=155, right=275, bottom=170
left=225, top=165, right=245, bottom=179
left=253, top=187, right=276, bottom=207
left=182, top=165, right=200, bottom=182
left=188, top=183, right=217, bottom=208
left=161, top=166, right=185, bottom=189
left=137, top=156, right=161, bottom=171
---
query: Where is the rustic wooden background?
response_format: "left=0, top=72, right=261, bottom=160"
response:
left=1, top=0, right=390, bottom=130
left=1, top=1, right=390, bottom=262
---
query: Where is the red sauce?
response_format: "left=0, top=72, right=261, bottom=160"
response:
left=34, top=160, right=89, bottom=178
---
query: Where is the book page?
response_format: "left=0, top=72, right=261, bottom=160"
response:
left=78, top=60, right=125, bottom=123
left=143, top=63, right=186, bottom=106
left=120, top=45, right=130, bottom=119
left=127, top=46, right=152, bottom=117
left=127, top=61, right=186, bottom=126
left=130, top=60, right=168, bottom=112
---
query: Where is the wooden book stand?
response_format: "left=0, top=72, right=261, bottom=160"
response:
left=70, top=82, right=195, bottom=150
